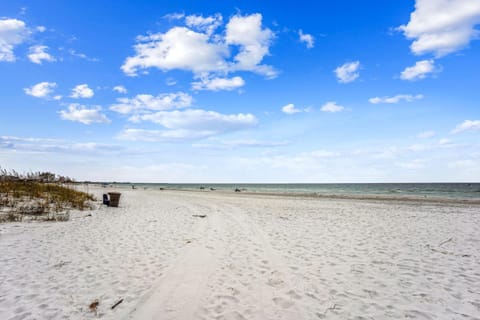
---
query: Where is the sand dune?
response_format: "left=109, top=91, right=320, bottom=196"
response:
left=1, top=187, right=479, bottom=319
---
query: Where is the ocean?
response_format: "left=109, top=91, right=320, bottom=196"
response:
left=113, top=183, right=480, bottom=200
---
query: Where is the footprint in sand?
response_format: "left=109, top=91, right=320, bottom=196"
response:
left=273, top=296, right=295, bottom=308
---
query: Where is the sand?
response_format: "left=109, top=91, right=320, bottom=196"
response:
left=1, top=187, right=479, bottom=319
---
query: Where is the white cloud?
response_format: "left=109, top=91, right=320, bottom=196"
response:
left=225, top=13, right=276, bottom=78
left=185, top=13, right=223, bottom=36
left=70, top=84, right=94, bottom=99
left=399, top=0, right=480, bottom=57
left=166, top=78, right=177, bottom=86
left=131, top=109, right=257, bottom=132
left=451, top=120, right=480, bottom=133
left=321, top=101, right=345, bottom=113
left=113, top=85, right=127, bottom=94
left=122, top=26, right=229, bottom=76
left=299, top=30, right=314, bottom=48
left=36, top=26, right=46, bottom=32
left=334, top=61, right=360, bottom=83
left=417, top=130, right=436, bottom=139
left=281, top=103, right=302, bottom=114
left=163, top=13, right=185, bottom=21
left=400, top=59, right=436, bottom=80
left=191, top=76, right=245, bottom=91
left=110, top=92, right=193, bottom=114
left=59, top=104, right=110, bottom=124
left=122, top=13, right=276, bottom=79
left=68, top=49, right=99, bottom=62
left=0, top=18, right=29, bottom=62
left=369, top=94, right=424, bottom=104
left=24, top=81, right=57, bottom=98
left=118, top=109, right=257, bottom=142
left=27, top=45, right=55, bottom=64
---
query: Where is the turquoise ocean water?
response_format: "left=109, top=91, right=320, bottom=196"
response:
left=113, top=183, right=480, bottom=200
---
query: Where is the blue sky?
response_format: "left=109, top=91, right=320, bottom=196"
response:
left=1, top=0, right=479, bottom=182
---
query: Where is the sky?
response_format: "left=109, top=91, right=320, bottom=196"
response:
left=0, top=0, right=479, bottom=183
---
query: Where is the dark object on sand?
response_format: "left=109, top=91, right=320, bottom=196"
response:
left=107, top=192, right=121, bottom=207
left=235, top=188, right=241, bottom=192
left=200, top=186, right=205, bottom=190
left=89, top=300, right=99, bottom=315
left=210, top=188, right=216, bottom=191
left=192, top=214, right=207, bottom=218
left=102, top=194, right=110, bottom=206
left=111, top=299, right=124, bottom=310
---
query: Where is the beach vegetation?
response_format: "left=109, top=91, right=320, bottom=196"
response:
left=0, top=167, right=94, bottom=223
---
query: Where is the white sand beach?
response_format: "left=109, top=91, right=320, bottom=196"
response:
left=1, top=187, right=479, bottom=320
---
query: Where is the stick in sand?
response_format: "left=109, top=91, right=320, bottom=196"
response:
left=111, top=299, right=124, bottom=310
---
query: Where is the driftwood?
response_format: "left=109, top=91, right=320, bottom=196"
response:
left=192, top=214, right=207, bottom=218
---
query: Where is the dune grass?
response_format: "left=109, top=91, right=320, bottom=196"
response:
left=0, top=168, right=95, bottom=223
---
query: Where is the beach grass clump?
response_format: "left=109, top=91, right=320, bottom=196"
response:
left=0, top=168, right=95, bottom=223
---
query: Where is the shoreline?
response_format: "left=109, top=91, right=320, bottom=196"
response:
left=98, top=184, right=480, bottom=206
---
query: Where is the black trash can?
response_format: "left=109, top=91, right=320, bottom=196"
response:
left=108, top=192, right=121, bottom=207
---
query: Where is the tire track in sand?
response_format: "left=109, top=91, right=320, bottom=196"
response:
left=124, top=195, right=303, bottom=320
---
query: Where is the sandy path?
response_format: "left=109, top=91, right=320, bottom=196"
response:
left=126, top=198, right=303, bottom=320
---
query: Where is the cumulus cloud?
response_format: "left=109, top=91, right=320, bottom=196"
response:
left=70, top=84, right=94, bottom=98
left=399, top=0, right=480, bottom=56
left=28, top=45, right=55, bottom=64
left=24, top=81, right=57, bottom=98
left=321, top=101, right=345, bottom=113
left=0, top=18, right=29, bottom=62
left=113, top=85, right=127, bottom=94
left=110, top=92, right=193, bottom=114
left=451, top=120, right=480, bottom=133
left=417, top=130, right=436, bottom=139
left=400, top=59, right=436, bottom=80
left=369, top=94, right=424, bottom=104
left=334, top=61, right=360, bottom=83
left=299, top=30, right=314, bottom=48
left=122, top=13, right=276, bottom=79
left=122, top=26, right=228, bottom=76
left=191, top=76, right=245, bottom=91
left=59, top=104, right=110, bottom=124
left=185, top=13, right=223, bottom=35
left=225, top=13, right=276, bottom=77
left=281, top=103, right=302, bottom=114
